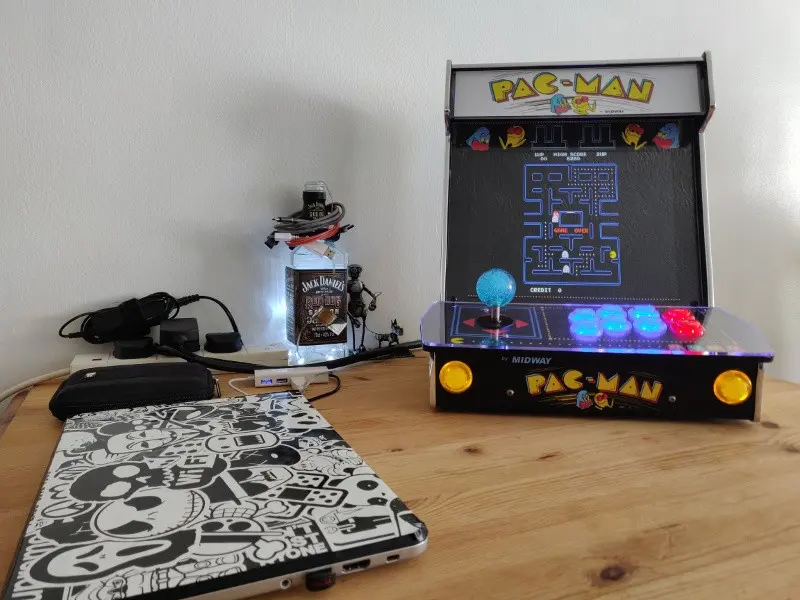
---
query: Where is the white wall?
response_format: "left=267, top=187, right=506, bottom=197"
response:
left=1, top=0, right=799, bottom=393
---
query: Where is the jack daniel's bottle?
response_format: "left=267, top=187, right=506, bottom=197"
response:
left=285, top=183, right=348, bottom=364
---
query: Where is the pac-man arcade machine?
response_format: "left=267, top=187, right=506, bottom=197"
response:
left=421, top=53, right=774, bottom=420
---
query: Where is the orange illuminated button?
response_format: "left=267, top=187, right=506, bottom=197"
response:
left=713, top=370, right=752, bottom=405
left=669, top=320, right=705, bottom=340
left=439, top=361, right=473, bottom=394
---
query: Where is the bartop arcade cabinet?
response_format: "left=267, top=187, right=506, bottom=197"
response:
left=421, top=53, right=774, bottom=420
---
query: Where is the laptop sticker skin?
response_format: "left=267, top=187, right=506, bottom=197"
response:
left=4, top=393, right=425, bottom=600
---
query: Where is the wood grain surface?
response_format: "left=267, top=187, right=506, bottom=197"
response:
left=1, top=355, right=800, bottom=599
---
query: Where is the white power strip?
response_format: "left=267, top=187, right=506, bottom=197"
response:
left=70, top=343, right=289, bottom=374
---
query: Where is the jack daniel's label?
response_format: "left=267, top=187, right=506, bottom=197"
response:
left=286, top=267, right=348, bottom=346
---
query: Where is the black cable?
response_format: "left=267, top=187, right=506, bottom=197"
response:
left=58, top=312, right=94, bottom=339
left=156, top=344, right=265, bottom=373
left=196, top=295, right=239, bottom=333
left=155, top=340, right=422, bottom=373
left=59, top=293, right=243, bottom=344
left=273, top=202, right=346, bottom=235
left=314, top=341, right=421, bottom=369
left=307, top=373, right=341, bottom=402
left=59, top=293, right=184, bottom=344
left=264, top=183, right=355, bottom=249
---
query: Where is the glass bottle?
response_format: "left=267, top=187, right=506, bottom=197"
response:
left=284, top=184, right=349, bottom=364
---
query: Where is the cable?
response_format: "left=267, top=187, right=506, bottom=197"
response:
left=301, top=341, right=422, bottom=370
left=57, top=311, right=94, bottom=338
left=59, top=293, right=185, bottom=344
left=0, top=369, right=70, bottom=404
left=195, top=295, right=239, bottom=333
left=228, top=372, right=340, bottom=402
left=273, top=200, right=345, bottom=235
left=155, top=344, right=265, bottom=372
left=155, top=340, right=421, bottom=374
left=307, top=373, right=341, bottom=402
left=286, top=224, right=342, bottom=248
left=265, top=182, right=351, bottom=249
left=273, top=203, right=345, bottom=235
left=331, top=349, right=418, bottom=373
left=228, top=376, right=254, bottom=396
left=59, top=293, right=244, bottom=345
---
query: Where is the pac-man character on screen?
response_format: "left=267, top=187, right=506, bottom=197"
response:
left=500, top=126, right=526, bottom=150
left=466, top=127, right=491, bottom=151
left=571, top=96, right=596, bottom=115
left=550, top=94, right=570, bottom=114
left=622, top=124, right=647, bottom=150
left=594, top=392, right=613, bottom=410
left=653, top=123, right=679, bottom=149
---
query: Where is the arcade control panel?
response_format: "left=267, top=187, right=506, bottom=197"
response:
left=421, top=270, right=774, bottom=421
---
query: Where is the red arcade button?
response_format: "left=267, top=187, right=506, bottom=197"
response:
left=669, top=320, right=705, bottom=340
left=662, top=308, right=696, bottom=324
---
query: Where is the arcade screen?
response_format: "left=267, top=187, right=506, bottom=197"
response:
left=445, top=118, right=708, bottom=306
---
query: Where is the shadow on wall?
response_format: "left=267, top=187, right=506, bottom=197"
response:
left=711, top=185, right=794, bottom=380
left=185, top=82, right=362, bottom=347
left=731, top=189, right=798, bottom=380
left=337, top=108, right=438, bottom=332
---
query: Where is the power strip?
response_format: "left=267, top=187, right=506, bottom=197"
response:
left=70, top=343, right=289, bottom=374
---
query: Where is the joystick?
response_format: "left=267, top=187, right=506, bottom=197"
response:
left=475, top=269, right=516, bottom=330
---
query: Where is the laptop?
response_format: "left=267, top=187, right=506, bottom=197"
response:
left=2, top=392, right=428, bottom=599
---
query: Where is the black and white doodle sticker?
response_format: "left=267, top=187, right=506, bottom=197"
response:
left=7, top=393, right=424, bottom=600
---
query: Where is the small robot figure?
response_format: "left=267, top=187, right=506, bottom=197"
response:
left=347, top=264, right=379, bottom=354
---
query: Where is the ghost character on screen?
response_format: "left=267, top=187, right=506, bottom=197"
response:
left=550, top=94, right=570, bottom=114
left=653, top=123, right=679, bottom=149
left=466, top=127, right=490, bottom=151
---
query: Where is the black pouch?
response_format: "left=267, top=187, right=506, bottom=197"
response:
left=49, top=362, right=217, bottom=421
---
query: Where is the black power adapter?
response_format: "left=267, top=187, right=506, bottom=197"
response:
left=205, top=332, right=243, bottom=353
left=61, top=291, right=246, bottom=357
left=113, top=337, right=156, bottom=359
left=160, top=318, right=201, bottom=352
left=115, top=324, right=242, bottom=358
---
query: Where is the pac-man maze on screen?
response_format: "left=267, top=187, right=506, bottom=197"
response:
left=522, top=163, right=621, bottom=287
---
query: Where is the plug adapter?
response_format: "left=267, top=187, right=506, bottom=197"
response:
left=160, top=318, right=200, bottom=352
left=113, top=337, right=155, bottom=359
left=205, top=332, right=243, bottom=353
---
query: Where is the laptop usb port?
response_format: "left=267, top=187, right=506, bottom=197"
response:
left=342, top=559, right=370, bottom=572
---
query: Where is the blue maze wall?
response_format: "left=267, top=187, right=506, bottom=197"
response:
left=523, top=163, right=621, bottom=287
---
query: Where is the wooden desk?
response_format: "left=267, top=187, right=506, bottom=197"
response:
left=2, top=356, right=800, bottom=599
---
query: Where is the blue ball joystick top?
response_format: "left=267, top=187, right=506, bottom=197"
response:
left=476, top=269, right=516, bottom=308
left=475, top=269, right=516, bottom=330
